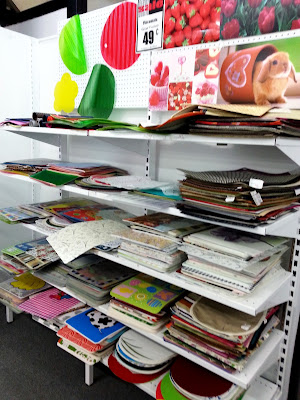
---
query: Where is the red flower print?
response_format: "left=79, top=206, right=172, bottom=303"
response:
left=291, top=19, right=300, bottom=29
left=221, top=0, right=237, bottom=17
left=258, top=6, right=275, bottom=34
left=221, top=18, right=240, bottom=38
left=281, top=0, right=293, bottom=6
left=247, top=0, right=262, bottom=7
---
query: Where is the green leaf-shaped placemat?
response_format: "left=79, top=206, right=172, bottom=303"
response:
left=78, top=64, right=115, bottom=119
left=59, top=14, right=87, bottom=75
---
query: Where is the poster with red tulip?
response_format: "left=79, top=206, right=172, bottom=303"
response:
left=220, top=0, right=300, bottom=40
left=163, top=0, right=221, bottom=48
left=149, top=45, right=220, bottom=110
left=217, top=36, right=300, bottom=107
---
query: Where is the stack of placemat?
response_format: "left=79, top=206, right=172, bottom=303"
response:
left=156, top=357, right=245, bottom=400
left=114, top=228, right=185, bottom=273
left=177, top=226, right=288, bottom=294
left=19, top=287, right=83, bottom=319
left=108, top=329, right=175, bottom=383
left=0, top=271, right=49, bottom=312
left=109, top=273, right=185, bottom=332
left=65, top=259, right=136, bottom=305
left=178, top=168, right=300, bottom=227
left=57, top=307, right=127, bottom=365
left=1, top=238, right=59, bottom=271
left=164, top=293, right=279, bottom=372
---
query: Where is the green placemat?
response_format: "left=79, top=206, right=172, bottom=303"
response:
left=30, top=170, right=78, bottom=186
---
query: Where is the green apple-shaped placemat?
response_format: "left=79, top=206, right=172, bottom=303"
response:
left=59, top=14, right=87, bottom=75
left=78, top=64, right=115, bottom=118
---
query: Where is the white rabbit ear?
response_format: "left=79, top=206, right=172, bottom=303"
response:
left=256, top=59, right=270, bottom=83
left=289, top=62, right=297, bottom=83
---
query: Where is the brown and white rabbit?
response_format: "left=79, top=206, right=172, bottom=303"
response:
left=253, top=52, right=297, bottom=105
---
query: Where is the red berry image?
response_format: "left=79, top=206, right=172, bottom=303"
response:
left=151, top=74, right=160, bottom=86
left=162, top=66, right=170, bottom=80
left=149, top=90, right=160, bottom=106
left=155, top=61, right=163, bottom=74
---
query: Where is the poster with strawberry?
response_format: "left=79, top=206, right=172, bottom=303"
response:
left=149, top=60, right=170, bottom=110
left=149, top=44, right=220, bottom=111
left=163, top=0, right=221, bottom=49
left=192, top=47, right=220, bottom=104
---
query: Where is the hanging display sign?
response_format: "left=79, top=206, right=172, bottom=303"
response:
left=136, top=0, right=165, bottom=52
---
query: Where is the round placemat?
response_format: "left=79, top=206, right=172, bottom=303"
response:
left=170, top=357, right=232, bottom=398
left=108, top=353, right=167, bottom=384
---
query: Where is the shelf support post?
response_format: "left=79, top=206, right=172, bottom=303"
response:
left=6, top=306, right=13, bottom=323
left=276, top=234, right=300, bottom=400
left=85, top=363, right=94, bottom=386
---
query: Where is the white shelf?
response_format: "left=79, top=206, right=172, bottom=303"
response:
left=23, top=222, right=291, bottom=316
left=1, top=126, right=278, bottom=145
left=2, top=172, right=300, bottom=239
left=3, top=126, right=300, bottom=167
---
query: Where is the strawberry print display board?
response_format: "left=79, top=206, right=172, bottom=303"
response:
left=218, top=35, right=300, bottom=106
left=220, top=0, right=300, bottom=40
left=149, top=45, right=220, bottom=110
left=110, top=273, right=185, bottom=313
left=163, top=0, right=220, bottom=48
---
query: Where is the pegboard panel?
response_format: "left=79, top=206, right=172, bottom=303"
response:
left=58, top=2, right=150, bottom=109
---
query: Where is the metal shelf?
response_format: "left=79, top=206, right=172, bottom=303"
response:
left=2, top=172, right=300, bottom=239
left=1, top=126, right=278, bottom=146
left=23, top=222, right=291, bottom=316
left=3, top=126, right=300, bottom=168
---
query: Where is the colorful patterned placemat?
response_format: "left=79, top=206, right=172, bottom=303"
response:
left=19, top=287, right=82, bottom=319
left=110, top=273, right=185, bottom=314
left=66, top=308, right=126, bottom=344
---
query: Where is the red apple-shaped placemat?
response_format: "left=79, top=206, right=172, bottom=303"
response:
left=101, top=2, right=140, bottom=70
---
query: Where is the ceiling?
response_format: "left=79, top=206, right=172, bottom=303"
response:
left=0, top=0, right=87, bottom=27
left=8, top=0, right=52, bottom=13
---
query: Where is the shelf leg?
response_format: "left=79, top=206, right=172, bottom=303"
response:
left=6, top=306, right=13, bottom=323
left=85, top=363, right=94, bottom=386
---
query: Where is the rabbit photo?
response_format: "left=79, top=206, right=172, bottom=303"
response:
left=253, top=52, right=297, bottom=105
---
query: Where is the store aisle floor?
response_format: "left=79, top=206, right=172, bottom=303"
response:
left=0, top=305, right=152, bottom=400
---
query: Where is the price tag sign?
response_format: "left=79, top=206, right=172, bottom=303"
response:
left=136, top=0, right=164, bottom=53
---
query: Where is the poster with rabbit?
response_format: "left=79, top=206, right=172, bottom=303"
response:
left=218, top=36, right=299, bottom=106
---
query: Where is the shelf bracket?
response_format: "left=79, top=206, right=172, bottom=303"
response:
left=4, top=129, right=61, bottom=147
left=276, top=140, right=300, bottom=167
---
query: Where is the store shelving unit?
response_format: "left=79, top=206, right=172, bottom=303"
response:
left=1, top=126, right=299, bottom=400
left=1, top=18, right=300, bottom=400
